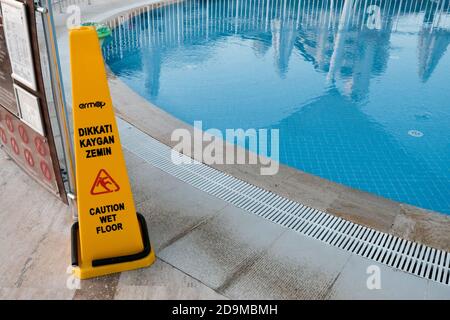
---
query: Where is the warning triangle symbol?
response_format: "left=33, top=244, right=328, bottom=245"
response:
left=90, top=169, right=120, bottom=195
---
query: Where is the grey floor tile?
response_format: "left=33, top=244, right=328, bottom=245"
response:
left=223, top=231, right=352, bottom=299
left=128, top=163, right=180, bottom=205
left=426, top=280, right=450, bottom=300
left=137, top=182, right=229, bottom=252
left=326, top=254, right=431, bottom=300
left=116, top=259, right=227, bottom=300
left=158, top=206, right=286, bottom=290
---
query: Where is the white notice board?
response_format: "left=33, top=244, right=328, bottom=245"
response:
left=1, top=0, right=37, bottom=91
left=14, top=84, right=44, bottom=135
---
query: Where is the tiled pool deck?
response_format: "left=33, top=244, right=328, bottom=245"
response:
left=1, top=0, right=447, bottom=299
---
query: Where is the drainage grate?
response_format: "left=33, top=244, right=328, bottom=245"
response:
left=118, top=118, right=450, bottom=286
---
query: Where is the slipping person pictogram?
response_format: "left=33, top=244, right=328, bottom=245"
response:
left=90, top=169, right=120, bottom=195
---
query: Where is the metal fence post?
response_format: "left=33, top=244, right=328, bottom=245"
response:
left=37, top=0, right=78, bottom=218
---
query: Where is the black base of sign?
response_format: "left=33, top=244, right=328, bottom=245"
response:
left=71, top=212, right=152, bottom=267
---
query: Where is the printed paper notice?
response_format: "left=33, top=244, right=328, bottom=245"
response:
left=14, top=84, right=44, bottom=135
left=1, top=0, right=37, bottom=91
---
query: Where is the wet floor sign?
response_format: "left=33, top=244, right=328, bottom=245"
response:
left=69, top=26, right=155, bottom=279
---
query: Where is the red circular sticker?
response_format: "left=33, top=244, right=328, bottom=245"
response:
left=24, top=149, right=35, bottom=167
left=5, top=115, right=14, bottom=133
left=40, top=160, right=52, bottom=181
left=10, top=137, right=20, bottom=155
left=34, top=136, right=47, bottom=157
left=18, top=125, right=29, bottom=144
left=0, top=128, right=7, bottom=144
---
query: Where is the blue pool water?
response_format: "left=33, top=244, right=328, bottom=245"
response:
left=104, top=0, right=450, bottom=214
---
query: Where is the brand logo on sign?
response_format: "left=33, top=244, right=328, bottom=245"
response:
left=79, top=101, right=106, bottom=109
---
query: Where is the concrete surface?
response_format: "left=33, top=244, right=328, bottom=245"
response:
left=0, top=148, right=227, bottom=299
left=0, top=150, right=73, bottom=299
left=1, top=146, right=449, bottom=299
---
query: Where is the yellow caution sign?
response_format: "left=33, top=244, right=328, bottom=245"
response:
left=69, top=26, right=155, bottom=279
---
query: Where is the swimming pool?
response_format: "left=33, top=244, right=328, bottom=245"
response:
left=103, top=0, right=450, bottom=215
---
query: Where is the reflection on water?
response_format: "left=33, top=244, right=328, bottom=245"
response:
left=104, top=0, right=450, bottom=214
